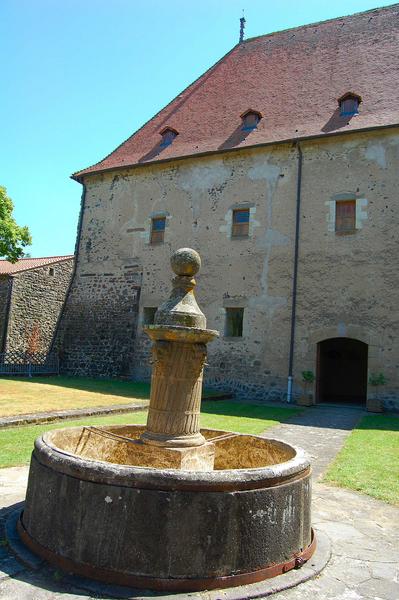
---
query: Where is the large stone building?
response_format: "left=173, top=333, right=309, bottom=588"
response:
left=56, top=5, right=399, bottom=410
left=0, top=256, right=74, bottom=354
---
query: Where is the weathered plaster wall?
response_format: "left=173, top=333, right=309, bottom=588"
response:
left=64, top=128, right=399, bottom=408
left=5, top=259, right=74, bottom=354
left=70, top=143, right=297, bottom=398
left=293, top=130, right=399, bottom=410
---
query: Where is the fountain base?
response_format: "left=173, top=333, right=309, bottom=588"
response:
left=21, top=424, right=314, bottom=592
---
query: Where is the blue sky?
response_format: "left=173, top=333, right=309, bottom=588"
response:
left=1, top=0, right=395, bottom=257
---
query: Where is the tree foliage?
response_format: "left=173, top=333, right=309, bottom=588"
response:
left=0, top=186, right=32, bottom=262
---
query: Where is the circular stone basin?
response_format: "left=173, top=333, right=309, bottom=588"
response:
left=20, top=425, right=314, bottom=593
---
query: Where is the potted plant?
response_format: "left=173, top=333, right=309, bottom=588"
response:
left=297, top=371, right=315, bottom=406
left=367, top=372, right=386, bottom=412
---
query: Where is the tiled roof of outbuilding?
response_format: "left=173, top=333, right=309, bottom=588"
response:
left=0, top=256, right=74, bottom=275
left=73, top=4, right=399, bottom=180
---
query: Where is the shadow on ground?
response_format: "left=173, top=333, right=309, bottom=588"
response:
left=204, top=401, right=398, bottom=432
left=201, top=401, right=300, bottom=422
left=0, top=376, right=151, bottom=399
left=0, top=376, right=228, bottom=402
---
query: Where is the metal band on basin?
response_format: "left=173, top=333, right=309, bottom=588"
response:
left=18, top=514, right=316, bottom=592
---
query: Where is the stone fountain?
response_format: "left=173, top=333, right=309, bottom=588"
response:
left=17, top=248, right=315, bottom=593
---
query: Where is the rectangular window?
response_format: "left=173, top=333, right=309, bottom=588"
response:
left=143, top=307, right=157, bottom=325
left=225, top=308, right=244, bottom=337
left=232, top=209, right=250, bottom=237
left=335, top=200, right=356, bottom=232
left=150, top=217, right=166, bottom=244
left=48, top=267, right=55, bottom=276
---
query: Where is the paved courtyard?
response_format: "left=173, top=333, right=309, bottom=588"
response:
left=0, top=406, right=398, bottom=599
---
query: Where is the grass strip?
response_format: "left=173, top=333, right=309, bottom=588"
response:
left=323, top=414, right=399, bottom=506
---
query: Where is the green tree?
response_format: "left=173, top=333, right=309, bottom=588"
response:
left=0, top=186, right=32, bottom=262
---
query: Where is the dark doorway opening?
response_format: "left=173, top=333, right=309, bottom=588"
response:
left=317, top=338, right=368, bottom=404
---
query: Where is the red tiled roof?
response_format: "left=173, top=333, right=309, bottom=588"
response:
left=0, top=256, right=74, bottom=275
left=73, top=5, right=399, bottom=180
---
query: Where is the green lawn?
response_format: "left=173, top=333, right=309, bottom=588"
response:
left=0, top=401, right=300, bottom=468
left=0, top=376, right=225, bottom=418
left=323, top=414, right=399, bottom=506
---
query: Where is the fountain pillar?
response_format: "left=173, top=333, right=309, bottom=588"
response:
left=139, top=248, right=218, bottom=466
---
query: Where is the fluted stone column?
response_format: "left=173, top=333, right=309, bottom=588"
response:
left=141, top=248, right=218, bottom=449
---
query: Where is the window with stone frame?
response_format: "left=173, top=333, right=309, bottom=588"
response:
left=225, top=308, right=244, bottom=337
left=150, top=217, right=166, bottom=244
left=143, top=307, right=158, bottom=325
left=335, top=200, right=356, bottom=232
left=232, top=208, right=250, bottom=237
left=48, top=267, right=55, bottom=276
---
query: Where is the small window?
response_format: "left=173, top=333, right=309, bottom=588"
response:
left=232, top=208, right=250, bottom=237
left=160, top=127, right=178, bottom=147
left=143, top=307, right=157, bottom=325
left=339, top=94, right=360, bottom=117
left=150, top=217, right=166, bottom=244
left=48, top=267, right=55, bottom=276
left=225, top=308, right=244, bottom=337
left=335, top=200, right=356, bottom=232
left=241, top=110, right=262, bottom=131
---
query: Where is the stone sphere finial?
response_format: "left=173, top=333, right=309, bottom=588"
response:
left=170, top=248, right=201, bottom=277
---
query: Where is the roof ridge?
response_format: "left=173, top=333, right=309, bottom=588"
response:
left=242, top=3, right=399, bottom=44
left=0, top=255, right=74, bottom=262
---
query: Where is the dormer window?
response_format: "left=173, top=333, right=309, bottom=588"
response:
left=241, top=110, right=262, bottom=131
left=160, top=127, right=178, bottom=147
left=339, top=93, right=361, bottom=117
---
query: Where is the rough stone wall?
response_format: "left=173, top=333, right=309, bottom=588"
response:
left=70, top=127, right=398, bottom=408
left=55, top=269, right=141, bottom=377
left=5, top=260, right=74, bottom=354
left=0, top=276, right=12, bottom=351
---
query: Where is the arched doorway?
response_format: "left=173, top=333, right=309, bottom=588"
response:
left=317, top=338, right=368, bottom=404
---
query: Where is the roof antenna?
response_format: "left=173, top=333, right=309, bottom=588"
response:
left=239, top=10, right=246, bottom=43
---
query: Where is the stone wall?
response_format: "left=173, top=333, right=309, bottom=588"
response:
left=66, top=127, right=399, bottom=409
left=0, top=276, right=11, bottom=351
left=55, top=270, right=141, bottom=377
left=4, top=259, right=74, bottom=354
